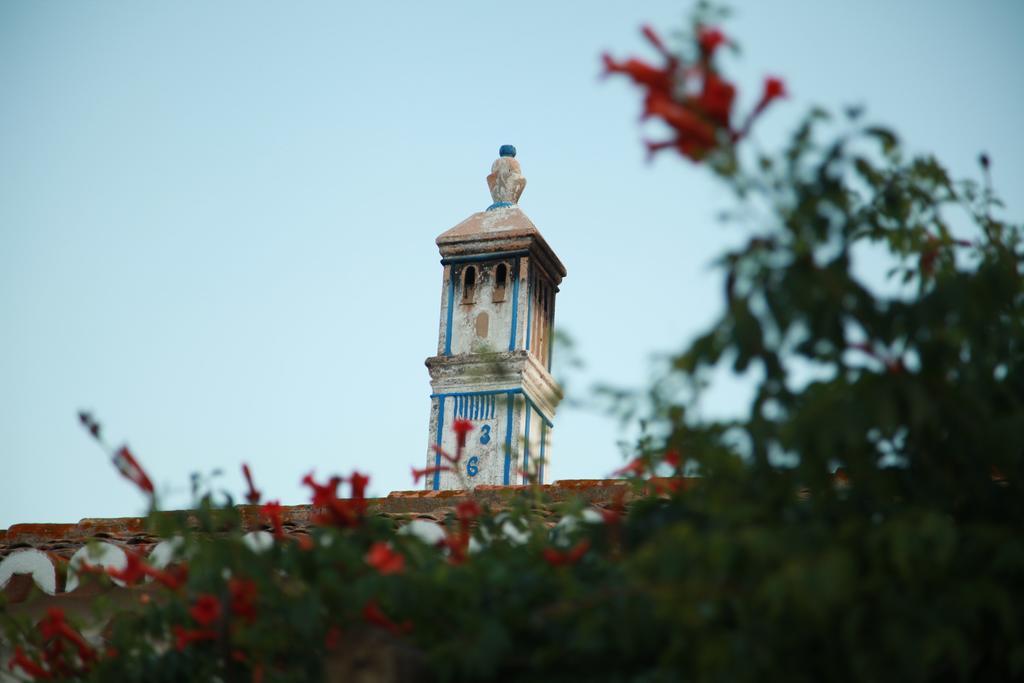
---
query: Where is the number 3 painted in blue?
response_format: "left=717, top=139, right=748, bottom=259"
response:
left=466, top=456, right=479, bottom=477
left=479, top=425, right=491, bottom=445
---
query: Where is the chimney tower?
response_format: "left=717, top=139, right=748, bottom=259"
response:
left=424, top=146, right=566, bottom=489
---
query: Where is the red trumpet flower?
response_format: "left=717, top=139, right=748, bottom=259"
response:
left=698, top=26, right=727, bottom=56
left=261, top=500, right=284, bottom=538
left=544, top=539, right=592, bottom=567
left=229, top=578, right=258, bottom=623
left=302, top=472, right=369, bottom=528
left=241, top=463, right=262, bottom=505
left=412, top=465, right=451, bottom=484
left=605, top=22, right=785, bottom=162
left=612, top=457, right=647, bottom=478
left=112, top=445, right=154, bottom=495
left=362, top=600, right=413, bottom=636
left=173, top=625, right=217, bottom=651
left=365, top=542, right=405, bottom=575
left=452, top=419, right=474, bottom=448
left=9, top=646, right=51, bottom=679
left=39, top=608, right=95, bottom=664
left=189, top=594, right=222, bottom=627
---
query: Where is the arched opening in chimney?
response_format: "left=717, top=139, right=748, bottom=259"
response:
left=462, top=266, right=477, bottom=304
left=492, top=263, right=508, bottom=302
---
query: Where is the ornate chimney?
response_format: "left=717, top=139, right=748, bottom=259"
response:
left=424, top=146, right=566, bottom=489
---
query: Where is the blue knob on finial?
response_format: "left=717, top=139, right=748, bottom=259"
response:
left=499, top=144, right=516, bottom=158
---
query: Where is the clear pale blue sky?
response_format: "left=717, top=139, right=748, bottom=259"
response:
left=2, top=1, right=1022, bottom=528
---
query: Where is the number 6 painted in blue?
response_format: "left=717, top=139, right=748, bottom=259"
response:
left=479, top=425, right=491, bottom=445
left=466, top=456, right=479, bottom=477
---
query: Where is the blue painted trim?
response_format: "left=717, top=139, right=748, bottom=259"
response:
left=525, top=266, right=533, bottom=351
left=433, top=395, right=446, bottom=490
left=522, top=394, right=552, bottom=429
left=522, top=407, right=531, bottom=484
left=539, top=422, right=546, bottom=484
left=547, top=326, right=554, bottom=371
left=430, top=388, right=552, bottom=428
left=440, top=250, right=528, bottom=266
left=487, top=201, right=514, bottom=211
left=503, top=393, right=514, bottom=485
left=432, top=389, right=552, bottom=488
left=508, top=257, right=520, bottom=352
left=433, top=388, right=514, bottom=399
left=443, top=272, right=455, bottom=356
left=546, top=294, right=555, bottom=371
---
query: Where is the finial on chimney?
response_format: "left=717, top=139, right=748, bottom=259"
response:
left=487, top=144, right=526, bottom=210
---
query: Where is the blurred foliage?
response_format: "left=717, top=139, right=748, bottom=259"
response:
left=4, top=4, right=1024, bottom=681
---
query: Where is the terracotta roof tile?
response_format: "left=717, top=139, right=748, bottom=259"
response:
left=0, top=479, right=674, bottom=605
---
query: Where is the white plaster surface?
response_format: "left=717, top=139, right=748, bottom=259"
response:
left=147, top=537, right=185, bottom=572
left=449, top=260, right=517, bottom=356
left=396, top=519, right=447, bottom=546
left=0, top=548, right=57, bottom=595
left=477, top=514, right=531, bottom=545
left=242, top=530, right=274, bottom=553
left=499, top=518, right=531, bottom=545
left=65, top=542, right=128, bottom=592
left=428, top=393, right=523, bottom=489
left=551, top=508, right=604, bottom=546
left=521, top=403, right=546, bottom=485
left=435, top=264, right=452, bottom=356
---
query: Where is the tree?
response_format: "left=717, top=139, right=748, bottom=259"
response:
left=602, top=4, right=1024, bottom=680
